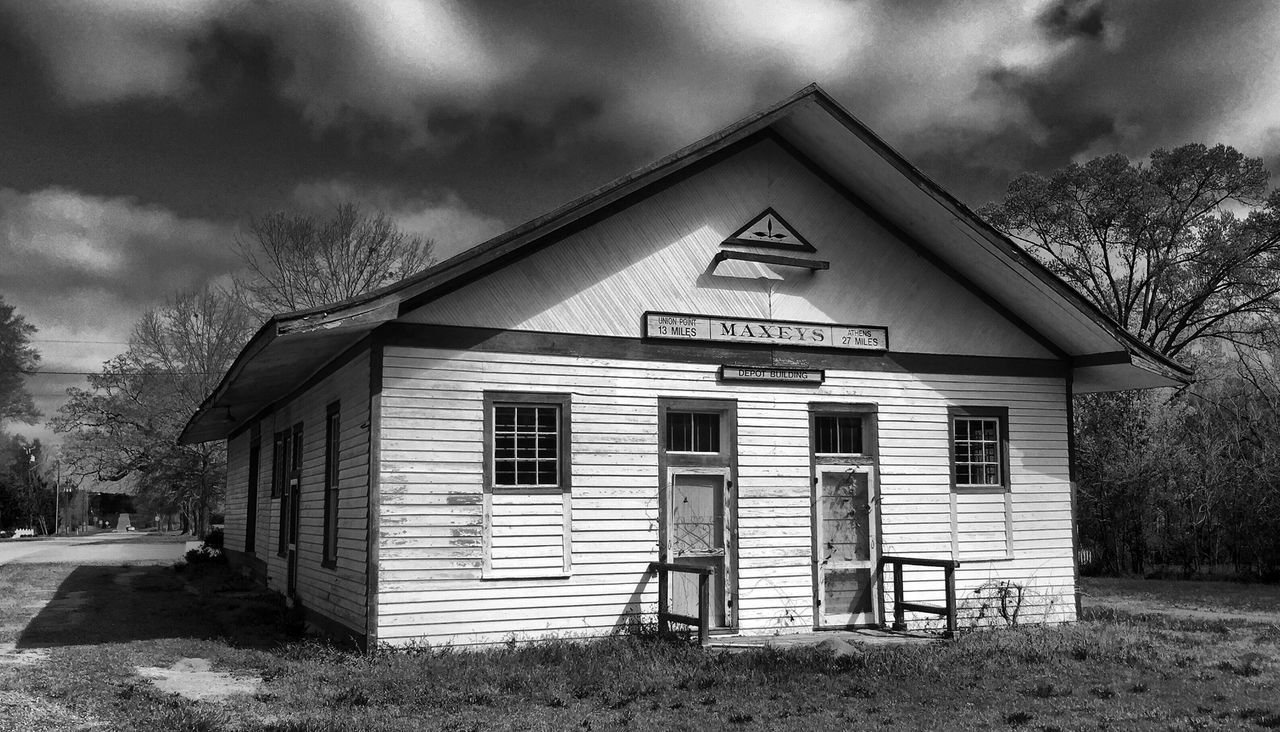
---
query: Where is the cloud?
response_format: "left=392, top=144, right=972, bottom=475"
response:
left=0, top=187, right=240, bottom=437
left=288, top=180, right=508, bottom=260
left=5, top=0, right=1280, bottom=206
left=0, top=0, right=224, bottom=104
left=1, top=0, right=531, bottom=141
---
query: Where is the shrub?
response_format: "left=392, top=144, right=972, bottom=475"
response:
left=203, top=527, right=224, bottom=549
left=184, top=545, right=226, bottom=565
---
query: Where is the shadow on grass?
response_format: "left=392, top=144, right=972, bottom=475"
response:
left=15, top=563, right=297, bottom=650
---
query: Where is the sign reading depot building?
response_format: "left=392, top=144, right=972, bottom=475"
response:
left=643, top=312, right=888, bottom=351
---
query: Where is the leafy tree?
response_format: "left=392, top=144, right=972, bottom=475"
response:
left=51, top=288, right=254, bottom=536
left=0, top=434, right=52, bottom=531
left=0, top=295, right=40, bottom=425
left=981, top=144, right=1280, bottom=357
left=233, top=203, right=434, bottom=318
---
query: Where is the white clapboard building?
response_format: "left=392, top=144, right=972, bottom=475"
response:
left=181, top=85, right=1189, bottom=647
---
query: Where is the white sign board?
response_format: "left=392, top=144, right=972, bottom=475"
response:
left=719, top=366, right=824, bottom=384
left=644, top=312, right=888, bottom=351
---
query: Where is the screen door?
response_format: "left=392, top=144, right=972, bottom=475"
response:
left=665, top=467, right=731, bottom=628
left=815, top=465, right=877, bottom=626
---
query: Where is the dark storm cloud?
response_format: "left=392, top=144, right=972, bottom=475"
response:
left=1039, top=0, right=1107, bottom=40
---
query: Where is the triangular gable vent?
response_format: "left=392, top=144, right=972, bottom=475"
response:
left=723, top=208, right=816, bottom=252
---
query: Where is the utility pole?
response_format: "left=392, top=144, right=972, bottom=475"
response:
left=21, top=445, right=35, bottom=531
left=52, top=459, right=60, bottom=536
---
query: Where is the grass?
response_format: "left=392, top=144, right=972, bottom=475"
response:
left=1083, top=576, right=1280, bottom=615
left=0, top=566, right=1277, bottom=731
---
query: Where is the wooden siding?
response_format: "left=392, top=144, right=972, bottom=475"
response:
left=225, top=430, right=251, bottom=552
left=402, top=137, right=1055, bottom=360
left=487, top=492, right=570, bottom=577
left=375, top=346, right=1074, bottom=647
left=254, top=349, right=372, bottom=636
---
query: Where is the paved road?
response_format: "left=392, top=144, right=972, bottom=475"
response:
left=0, top=532, right=190, bottom=565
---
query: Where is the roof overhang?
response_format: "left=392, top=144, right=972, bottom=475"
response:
left=181, top=84, right=1190, bottom=444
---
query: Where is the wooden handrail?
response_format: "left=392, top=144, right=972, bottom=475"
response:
left=878, top=556, right=961, bottom=636
left=650, top=561, right=712, bottom=646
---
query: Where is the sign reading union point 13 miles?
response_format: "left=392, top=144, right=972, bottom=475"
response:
left=644, top=312, right=888, bottom=351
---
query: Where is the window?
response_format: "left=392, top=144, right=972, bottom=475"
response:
left=322, top=402, right=340, bottom=567
left=245, top=434, right=260, bottom=554
left=952, top=415, right=1004, bottom=487
left=483, top=392, right=573, bottom=578
left=814, top=414, right=863, bottom=455
left=666, top=412, right=721, bottom=453
left=949, top=406, right=1012, bottom=560
left=492, top=403, right=561, bottom=487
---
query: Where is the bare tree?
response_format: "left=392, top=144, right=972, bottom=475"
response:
left=981, top=144, right=1280, bottom=358
left=233, top=203, right=435, bottom=318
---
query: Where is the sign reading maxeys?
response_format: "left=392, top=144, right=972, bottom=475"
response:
left=643, top=312, right=888, bottom=351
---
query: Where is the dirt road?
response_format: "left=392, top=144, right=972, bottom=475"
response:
left=0, top=532, right=189, bottom=566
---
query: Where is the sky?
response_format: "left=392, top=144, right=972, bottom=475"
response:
left=2, top=0, right=1280, bottom=446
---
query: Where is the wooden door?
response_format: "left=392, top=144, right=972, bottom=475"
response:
left=665, top=467, right=732, bottom=628
left=814, top=465, right=878, bottom=626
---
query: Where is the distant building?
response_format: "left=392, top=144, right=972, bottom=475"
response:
left=181, top=85, right=1188, bottom=647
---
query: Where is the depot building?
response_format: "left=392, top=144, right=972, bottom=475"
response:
left=181, top=84, right=1189, bottom=647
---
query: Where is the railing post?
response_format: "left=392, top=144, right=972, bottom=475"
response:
left=657, top=565, right=669, bottom=634
left=892, top=560, right=906, bottom=631
left=944, top=564, right=957, bottom=638
left=697, top=572, right=710, bottom=647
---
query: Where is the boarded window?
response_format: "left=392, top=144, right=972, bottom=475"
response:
left=814, top=415, right=863, bottom=454
left=666, top=412, right=720, bottom=453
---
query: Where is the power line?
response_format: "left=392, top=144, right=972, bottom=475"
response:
left=3, top=369, right=216, bottom=376
left=29, top=339, right=132, bottom=345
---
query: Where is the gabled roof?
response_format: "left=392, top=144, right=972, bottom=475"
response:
left=180, top=83, right=1190, bottom=444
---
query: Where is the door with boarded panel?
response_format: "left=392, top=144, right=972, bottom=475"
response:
left=815, top=465, right=877, bottom=626
left=665, top=467, right=731, bottom=628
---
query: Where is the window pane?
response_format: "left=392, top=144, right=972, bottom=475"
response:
left=495, top=406, right=515, bottom=430
left=981, top=420, right=997, bottom=441
left=495, top=462, right=515, bottom=485
left=537, top=461, right=557, bottom=485
left=668, top=413, right=690, bottom=452
left=516, top=407, right=536, bottom=428
left=536, top=407, right=556, bottom=430
left=537, top=433, right=557, bottom=459
left=494, top=433, right=514, bottom=459
left=516, top=434, right=536, bottom=459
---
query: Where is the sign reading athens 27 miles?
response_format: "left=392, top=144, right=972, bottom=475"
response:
left=644, top=312, right=888, bottom=351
